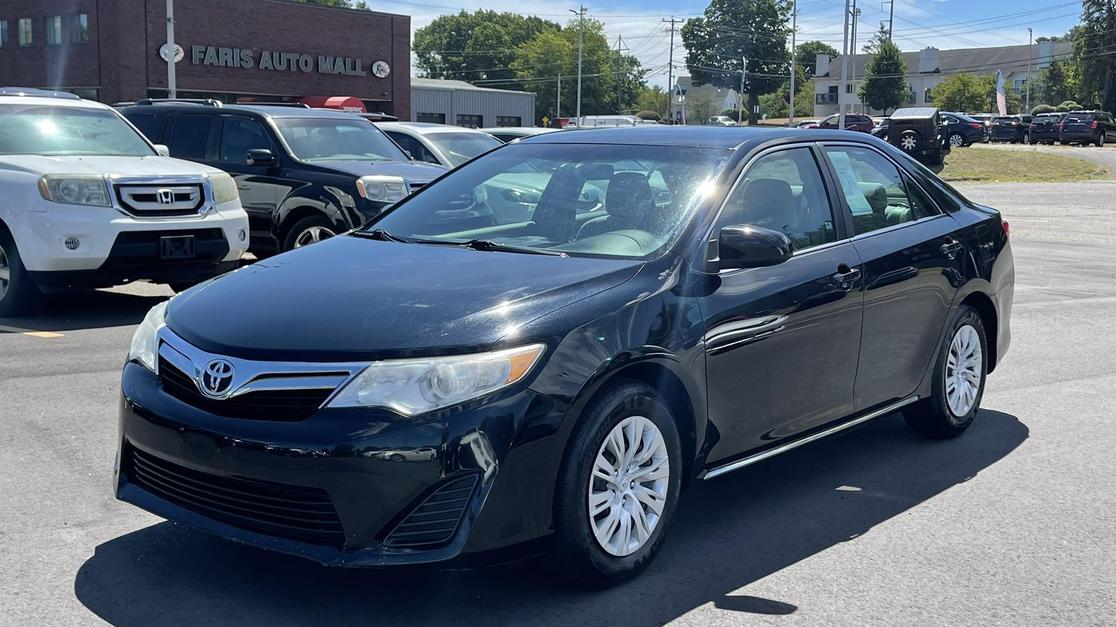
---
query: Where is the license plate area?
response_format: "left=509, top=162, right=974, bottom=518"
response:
left=160, top=235, right=196, bottom=260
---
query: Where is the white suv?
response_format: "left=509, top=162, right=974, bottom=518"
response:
left=0, top=88, right=249, bottom=315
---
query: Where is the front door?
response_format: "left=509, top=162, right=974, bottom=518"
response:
left=698, top=146, right=864, bottom=465
left=212, top=115, right=290, bottom=252
left=820, top=144, right=964, bottom=411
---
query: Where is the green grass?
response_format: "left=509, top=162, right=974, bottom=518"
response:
left=940, top=145, right=1108, bottom=183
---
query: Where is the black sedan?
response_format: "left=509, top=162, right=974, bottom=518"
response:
left=940, top=112, right=987, bottom=147
left=116, top=127, right=1014, bottom=585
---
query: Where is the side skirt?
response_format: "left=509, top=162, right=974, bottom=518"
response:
left=701, top=396, right=920, bottom=481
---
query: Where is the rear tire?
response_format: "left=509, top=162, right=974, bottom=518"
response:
left=1096, top=134, right=1105, bottom=147
left=0, top=227, right=43, bottom=317
left=904, top=305, right=988, bottom=439
left=898, top=130, right=920, bottom=154
left=553, top=381, right=682, bottom=587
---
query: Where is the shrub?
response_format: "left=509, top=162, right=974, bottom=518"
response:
left=635, top=110, right=661, bottom=121
left=1055, top=100, right=1083, bottom=112
left=1030, top=104, right=1056, bottom=115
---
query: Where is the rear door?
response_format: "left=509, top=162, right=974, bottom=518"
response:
left=820, top=143, right=964, bottom=411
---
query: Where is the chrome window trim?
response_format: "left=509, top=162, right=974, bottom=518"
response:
left=156, top=326, right=369, bottom=403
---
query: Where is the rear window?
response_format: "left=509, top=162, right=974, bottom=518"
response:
left=1064, top=113, right=1096, bottom=123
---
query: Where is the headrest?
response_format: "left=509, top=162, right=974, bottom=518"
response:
left=605, top=172, right=654, bottom=220
left=738, top=178, right=794, bottom=224
left=858, top=182, right=888, bottom=213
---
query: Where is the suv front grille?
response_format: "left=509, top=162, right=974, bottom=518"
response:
left=116, top=183, right=205, bottom=217
left=125, top=445, right=345, bottom=546
left=158, top=357, right=334, bottom=421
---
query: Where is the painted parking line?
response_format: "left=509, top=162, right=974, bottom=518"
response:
left=0, top=324, right=64, bottom=338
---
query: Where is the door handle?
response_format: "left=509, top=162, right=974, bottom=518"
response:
left=831, top=265, right=861, bottom=289
left=941, top=239, right=963, bottom=258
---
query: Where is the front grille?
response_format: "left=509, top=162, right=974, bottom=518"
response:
left=158, top=357, right=333, bottom=421
left=126, top=446, right=345, bottom=546
left=116, top=183, right=205, bottom=217
left=384, top=475, right=478, bottom=549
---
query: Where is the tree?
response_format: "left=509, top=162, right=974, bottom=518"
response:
left=514, top=30, right=573, bottom=120
left=795, top=40, right=839, bottom=78
left=682, top=0, right=792, bottom=124
left=758, top=91, right=788, bottom=118
left=858, top=40, right=908, bottom=113
left=934, top=73, right=1024, bottom=114
left=794, top=78, right=815, bottom=117
left=414, top=11, right=559, bottom=86
left=683, top=89, right=719, bottom=124
left=635, top=85, right=669, bottom=117
left=1079, top=0, right=1116, bottom=113
left=1038, top=60, right=1075, bottom=106
left=1030, top=104, right=1056, bottom=115
left=862, top=23, right=891, bottom=54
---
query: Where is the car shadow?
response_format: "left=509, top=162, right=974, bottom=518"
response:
left=0, top=289, right=167, bottom=332
left=74, top=409, right=1026, bottom=626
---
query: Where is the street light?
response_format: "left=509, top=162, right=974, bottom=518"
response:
left=570, top=7, right=586, bottom=127
left=1026, top=27, right=1033, bottom=113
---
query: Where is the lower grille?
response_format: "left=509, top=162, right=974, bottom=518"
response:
left=384, top=475, right=478, bottom=549
left=126, top=446, right=345, bottom=547
left=158, top=357, right=332, bottom=421
left=102, top=229, right=229, bottom=272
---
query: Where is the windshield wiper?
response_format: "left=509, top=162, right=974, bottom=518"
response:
left=460, top=239, right=568, bottom=257
left=355, top=229, right=410, bottom=243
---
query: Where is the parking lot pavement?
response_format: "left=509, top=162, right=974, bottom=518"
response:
left=2, top=183, right=1114, bottom=625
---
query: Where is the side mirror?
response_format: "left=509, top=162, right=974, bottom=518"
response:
left=714, top=225, right=793, bottom=270
left=153, top=144, right=170, bottom=157
left=246, top=148, right=276, bottom=166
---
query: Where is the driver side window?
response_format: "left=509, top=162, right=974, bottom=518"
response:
left=713, top=148, right=837, bottom=256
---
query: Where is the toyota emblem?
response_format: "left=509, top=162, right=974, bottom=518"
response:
left=199, top=359, right=235, bottom=397
left=156, top=188, right=175, bottom=205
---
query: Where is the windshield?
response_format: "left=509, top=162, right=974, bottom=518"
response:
left=425, top=132, right=502, bottom=167
left=365, top=143, right=731, bottom=259
left=0, top=105, right=154, bottom=156
left=275, top=118, right=407, bottom=162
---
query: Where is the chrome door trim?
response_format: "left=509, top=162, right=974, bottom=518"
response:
left=701, top=396, right=920, bottom=480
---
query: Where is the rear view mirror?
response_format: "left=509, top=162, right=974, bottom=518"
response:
left=714, top=225, right=793, bottom=270
left=246, top=148, right=276, bottom=166
left=153, top=144, right=170, bottom=157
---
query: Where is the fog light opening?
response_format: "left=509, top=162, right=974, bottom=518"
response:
left=64, top=236, right=80, bottom=251
left=238, top=228, right=247, bottom=242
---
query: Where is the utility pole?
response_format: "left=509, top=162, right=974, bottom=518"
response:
left=1026, top=27, right=1033, bottom=113
left=737, top=57, right=747, bottom=124
left=839, top=0, right=851, bottom=129
left=614, top=34, right=628, bottom=114
left=570, top=6, right=586, bottom=126
left=663, top=16, right=682, bottom=122
left=851, top=1, right=860, bottom=114
left=556, top=73, right=561, bottom=123
left=166, top=0, right=177, bottom=98
left=789, top=0, right=797, bottom=126
left=886, top=0, right=894, bottom=41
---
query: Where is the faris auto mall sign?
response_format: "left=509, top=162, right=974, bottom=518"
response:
left=189, top=44, right=383, bottom=77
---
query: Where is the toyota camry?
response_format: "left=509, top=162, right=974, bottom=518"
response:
left=116, top=127, right=1013, bottom=585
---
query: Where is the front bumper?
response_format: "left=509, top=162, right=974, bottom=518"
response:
left=115, top=361, right=569, bottom=567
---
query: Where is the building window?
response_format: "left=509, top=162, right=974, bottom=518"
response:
left=18, top=18, right=32, bottom=47
left=495, top=116, right=521, bottom=127
left=456, top=114, right=483, bottom=128
left=924, top=88, right=934, bottom=103
left=845, top=83, right=853, bottom=94
left=416, top=112, right=445, bottom=124
left=69, top=14, right=88, bottom=44
left=0, top=21, right=8, bottom=47
left=46, top=16, right=61, bottom=45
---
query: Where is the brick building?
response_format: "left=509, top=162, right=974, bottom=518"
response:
left=0, top=0, right=411, bottom=117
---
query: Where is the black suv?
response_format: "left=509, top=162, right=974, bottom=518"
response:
left=120, top=101, right=446, bottom=255
left=1028, top=112, right=1067, bottom=144
left=1058, top=110, right=1116, bottom=147
left=988, top=115, right=1032, bottom=143
left=887, top=107, right=949, bottom=167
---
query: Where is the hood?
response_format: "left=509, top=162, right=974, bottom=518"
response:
left=0, top=155, right=222, bottom=177
left=167, top=235, right=641, bottom=361
left=314, top=160, right=447, bottom=182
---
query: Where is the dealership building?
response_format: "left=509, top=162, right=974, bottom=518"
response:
left=0, top=0, right=412, bottom=117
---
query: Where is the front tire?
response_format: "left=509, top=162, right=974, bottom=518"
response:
left=0, top=227, right=43, bottom=317
left=948, top=133, right=963, bottom=148
left=904, top=305, right=988, bottom=438
left=554, top=381, right=682, bottom=587
left=282, top=214, right=338, bottom=252
left=1096, top=134, right=1105, bottom=147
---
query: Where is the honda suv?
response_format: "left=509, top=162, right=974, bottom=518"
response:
left=120, top=102, right=446, bottom=256
left=0, top=88, right=249, bottom=315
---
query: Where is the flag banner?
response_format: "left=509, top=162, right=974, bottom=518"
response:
left=995, top=70, right=1007, bottom=116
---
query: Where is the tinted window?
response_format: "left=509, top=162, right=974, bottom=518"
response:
left=167, top=115, right=214, bottom=159
left=0, top=105, right=154, bottom=156
left=126, top=112, right=161, bottom=140
left=219, top=117, right=272, bottom=162
left=368, top=143, right=730, bottom=259
left=824, top=146, right=939, bottom=235
left=716, top=148, right=836, bottom=252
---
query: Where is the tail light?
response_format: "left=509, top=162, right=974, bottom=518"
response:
left=1058, top=122, right=1064, bottom=129
left=1091, top=120, right=1098, bottom=128
left=969, top=122, right=982, bottom=129
left=1002, top=221, right=1010, bottom=238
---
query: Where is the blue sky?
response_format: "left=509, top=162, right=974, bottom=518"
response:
left=371, top=0, right=1083, bottom=89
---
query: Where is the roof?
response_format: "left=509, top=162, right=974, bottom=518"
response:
left=891, top=107, right=938, bottom=120
left=374, top=121, right=494, bottom=135
left=0, top=88, right=104, bottom=109
left=517, top=125, right=878, bottom=149
left=118, top=102, right=365, bottom=119
left=818, top=42, right=1073, bottom=80
left=411, top=77, right=533, bottom=96
left=479, top=127, right=559, bottom=135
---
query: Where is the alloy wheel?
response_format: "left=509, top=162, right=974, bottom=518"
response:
left=293, top=226, right=336, bottom=248
left=945, top=324, right=983, bottom=418
left=900, top=135, right=917, bottom=151
left=0, top=243, right=9, bottom=302
left=588, top=415, right=670, bottom=557
left=949, top=133, right=963, bottom=147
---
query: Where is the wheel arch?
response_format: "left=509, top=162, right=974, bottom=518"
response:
left=960, top=290, right=999, bottom=373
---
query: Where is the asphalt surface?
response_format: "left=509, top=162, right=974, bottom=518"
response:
left=2, top=181, right=1115, bottom=625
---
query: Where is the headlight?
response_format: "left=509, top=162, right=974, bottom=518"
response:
left=128, top=302, right=167, bottom=372
left=356, top=175, right=408, bottom=203
left=38, top=175, right=110, bottom=207
left=209, top=172, right=239, bottom=204
left=328, top=344, right=546, bottom=415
